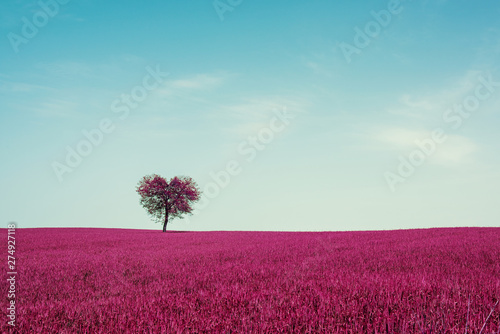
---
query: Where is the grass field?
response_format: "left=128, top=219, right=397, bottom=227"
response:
left=3, top=227, right=500, bottom=333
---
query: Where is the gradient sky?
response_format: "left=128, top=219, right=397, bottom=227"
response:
left=1, top=0, right=500, bottom=231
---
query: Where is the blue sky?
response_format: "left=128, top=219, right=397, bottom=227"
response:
left=1, top=0, right=500, bottom=231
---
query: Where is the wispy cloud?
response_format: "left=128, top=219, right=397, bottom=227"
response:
left=153, top=72, right=231, bottom=100
left=34, top=57, right=141, bottom=80
left=0, top=78, right=54, bottom=93
left=31, top=98, right=81, bottom=119
left=373, top=127, right=478, bottom=166
left=57, top=13, right=85, bottom=22
left=146, top=73, right=308, bottom=138
left=35, top=61, right=95, bottom=78
left=169, top=73, right=227, bottom=90
left=387, top=70, right=485, bottom=120
left=216, top=97, right=308, bottom=137
left=433, top=135, right=477, bottom=165
left=374, top=128, right=431, bottom=148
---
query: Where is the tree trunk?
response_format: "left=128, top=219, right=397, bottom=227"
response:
left=162, top=209, right=168, bottom=232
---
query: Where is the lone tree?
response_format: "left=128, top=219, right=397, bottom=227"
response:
left=136, top=174, right=201, bottom=232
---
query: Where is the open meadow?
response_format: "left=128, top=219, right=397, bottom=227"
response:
left=2, top=227, right=499, bottom=333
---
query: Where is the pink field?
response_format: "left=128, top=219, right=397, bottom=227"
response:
left=3, top=227, right=500, bottom=333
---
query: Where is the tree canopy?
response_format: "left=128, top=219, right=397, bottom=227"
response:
left=136, top=174, right=201, bottom=232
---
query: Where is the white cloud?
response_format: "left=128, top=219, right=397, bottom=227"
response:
left=374, top=127, right=431, bottom=148
left=373, top=127, right=478, bottom=166
left=34, top=59, right=133, bottom=80
left=153, top=72, right=231, bottom=101
left=399, top=94, right=436, bottom=111
left=218, top=97, right=308, bottom=137
left=387, top=70, right=485, bottom=120
left=31, top=99, right=81, bottom=118
left=433, top=135, right=478, bottom=165
left=36, top=61, right=95, bottom=78
left=143, top=72, right=309, bottom=139
left=0, top=79, right=53, bottom=93
left=170, top=74, right=226, bottom=89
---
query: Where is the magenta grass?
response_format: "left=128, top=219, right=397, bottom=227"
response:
left=3, top=227, right=500, bottom=333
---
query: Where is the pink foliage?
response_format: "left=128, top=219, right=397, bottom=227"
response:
left=136, top=175, right=201, bottom=229
left=4, top=227, right=500, bottom=333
